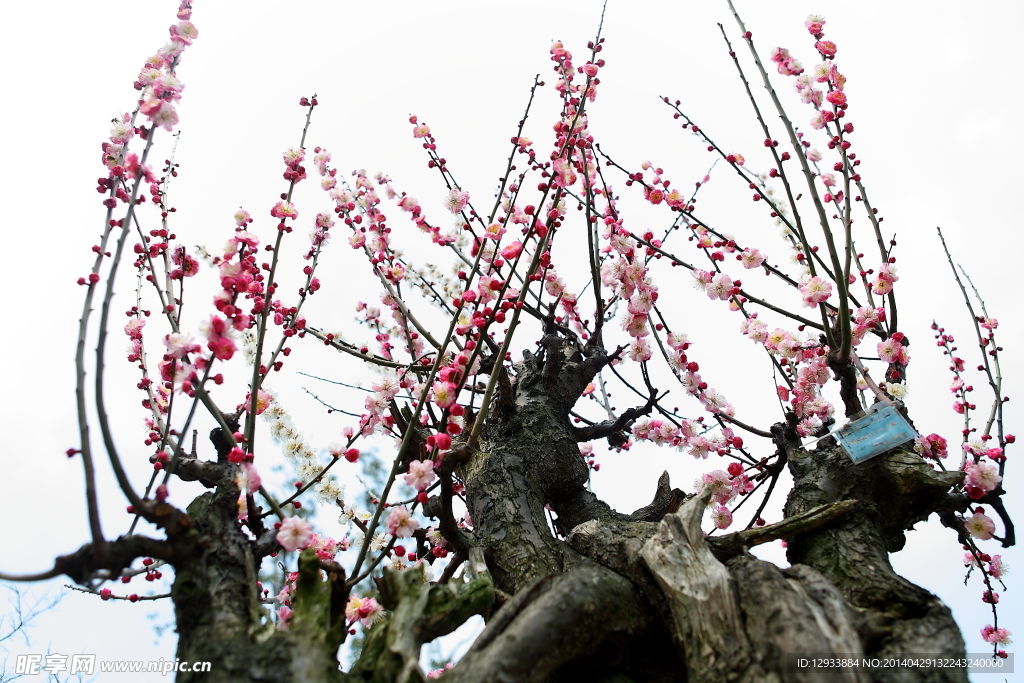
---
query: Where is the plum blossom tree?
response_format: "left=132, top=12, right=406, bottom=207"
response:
left=0, top=2, right=1017, bottom=682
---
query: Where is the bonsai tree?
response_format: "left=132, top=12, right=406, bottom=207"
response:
left=0, top=2, right=1016, bottom=681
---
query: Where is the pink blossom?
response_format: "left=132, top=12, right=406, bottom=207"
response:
left=706, top=272, right=735, bottom=301
left=877, top=338, right=902, bottom=363
left=965, top=510, right=996, bottom=540
left=500, top=241, right=524, bottom=261
left=828, top=66, right=846, bottom=90
left=244, top=389, right=273, bottom=415
left=433, top=433, right=452, bottom=451
left=233, top=209, right=252, bottom=227
left=628, top=337, right=652, bottom=362
left=914, top=433, right=948, bottom=460
left=815, top=40, right=837, bottom=57
left=988, top=555, right=1008, bottom=579
left=308, top=535, right=340, bottom=562
left=170, top=246, right=200, bottom=278
left=981, top=625, right=1013, bottom=645
left=346, top=596, right=384, bottom=628
left=170, top=20, right=198, bottom=45
left=687, top=436, right=711, bottom=459
left=276, top=517, right=314, bottom=552
left=702, top=388, right=732, bottom=415
left=270, top=201, right=298, bottom=220
left=871, top=277, right=893, bottom=295
left=711, top=505, right=733, bottom=530
left=276, top=605, right=292, bottom=630
left=387, top=505, right=419, bottom=538
left=443, top=189, right=470, bottom=214
left=109, top=116, right=134, bottom=145
left=148, top=100, right=180, bottom=131
left=666, top=332, right=690, bottom=349
left=739, top=248, right=765, bottom=269
left=805, top=14, right=826, bottom=35
left=876, top=263, right=898, bottom=284
left=403, top=459, right=437, bottom=491
left=799, top=276, right=832, bottom=306
left=484, top=222, right=506, bottom=240
left=207, top=336, right=236, bottom=361
left=124, top=318, right=146, bottom=340
left=965, top=461, right=1002, bottom=493
left=552, top=157, right=577, bottom=188
left=235, top=462, right=261, bottom=495
left=428, top=663, right=454, bottom=679
left=153, top=74, right=183, bottom=101
left=701, top=470, right=735, bottom=505
left=632, top=419, right=654, bottom=441
left=622, top=314, right=649, bottom=338
left=163, top=333, right=200, bottom=359
left=826, top=90, right=847, bottom=107
left=799, top=86, right=823, bottom=106
left=227, top=231, right=259, bottom=255
left=432, top=382, right=458, bottom=409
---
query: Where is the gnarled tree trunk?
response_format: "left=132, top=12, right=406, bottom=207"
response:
left=166, top=329, right=971, bottom=682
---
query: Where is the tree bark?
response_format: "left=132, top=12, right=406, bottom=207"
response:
left=170, top=493, right=348, bottom=682
left=80, top=331, right=974, bottom=682
left=421, top=332, right=972, bottom=682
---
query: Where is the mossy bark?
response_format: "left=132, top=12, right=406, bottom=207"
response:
left=171, top=488, right=347, bottom=683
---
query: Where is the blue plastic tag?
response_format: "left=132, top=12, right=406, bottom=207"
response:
left=834, top=404, right=917, bottom=464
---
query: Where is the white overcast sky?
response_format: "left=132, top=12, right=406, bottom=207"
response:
left=1, top=1, right=1021, bottom=679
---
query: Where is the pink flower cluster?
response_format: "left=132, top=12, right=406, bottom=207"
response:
left=631, top=418, right=742, bottom=460
left=914, top=433, right=949, bottom=460
left=964, top=459, right=1002, bottom=499
left=964, top=553, right=1009, bottom=580
left=772, top=16, right=851, bottom=134
left=135, top=3, right=198, bottom=132
left=345, top=596, right=384, bottom=628
left=740, top=318, right=834, bottom=435
left=877, top=332, right=909, bottom=366
left=871, top=262, right=899, bottom=295
left=355, top=371, right=409, bottom=437
left=769, top=47, right=804, bottom=77
left=981, top=625, right=1012, bottom=645
left=700, top=467, right=754, bottom=507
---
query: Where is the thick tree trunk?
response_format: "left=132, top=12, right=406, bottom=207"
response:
left=419, top=332, right=971, bottom=682
left=165, top=332, right=972, bottom=682
left=167, top=425, right=350, bottom=683
left=170, top=489, right=349, bottom=683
